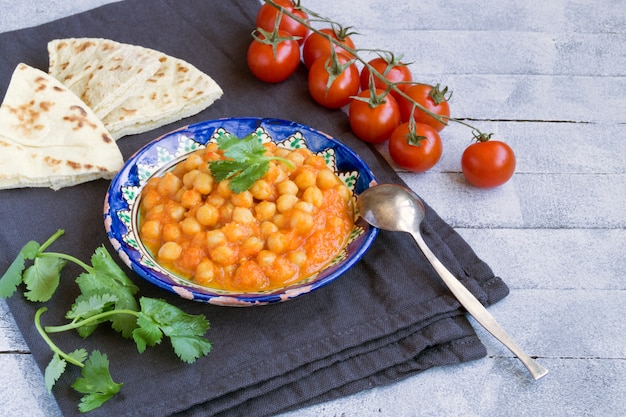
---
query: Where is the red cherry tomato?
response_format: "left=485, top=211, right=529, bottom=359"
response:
left=308, top=53, right=360, bottom=109
left=359, top=57, right=413, bottom=100
left=302, top=27, right=355, bottom=69
left=247, top=30, right=301, bottom=83
left=349, top=89, right=401, bottom=143
left=388, top=122, right=442, bottom=173
left=255, top=0, right=309, bottom=44
left=398, top=83, right=450, bottom=132
left=461, top=139, right=516, bottom=188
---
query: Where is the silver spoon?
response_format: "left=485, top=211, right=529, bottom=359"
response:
left=357, top=183, right=548, bottom=380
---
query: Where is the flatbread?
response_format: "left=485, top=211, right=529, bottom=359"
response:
left=48, top=38, right=223, bottom=140
left=0, top=63, right=124, bottom=190
left=48, top=38, right=162, bottom=119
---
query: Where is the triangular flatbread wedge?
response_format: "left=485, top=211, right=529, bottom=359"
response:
left=48, top=38, right=162, bottom=119
left=48, top=38, right=224, bottom=140
left=0, top=63, right=124, bottom=190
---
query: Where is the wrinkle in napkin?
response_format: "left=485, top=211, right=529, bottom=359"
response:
left=0, top=1, right=509, bottom=416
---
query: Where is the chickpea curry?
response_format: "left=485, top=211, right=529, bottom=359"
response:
left=138, top=138, right=354, bottom=292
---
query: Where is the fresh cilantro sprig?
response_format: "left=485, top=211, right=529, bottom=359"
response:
left=209, top=132, right=294, bottom=193
left=0, top=230, right=213, bottom=412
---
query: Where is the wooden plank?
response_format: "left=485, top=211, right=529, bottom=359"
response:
left=308, top=0, right=626, bottom=33
left=457, top=228, right=626, bottom=290
left=399, top=171, right=626, bottom=228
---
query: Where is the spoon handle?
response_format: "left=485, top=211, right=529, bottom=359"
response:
left=410, top=231, right=549, bottom=380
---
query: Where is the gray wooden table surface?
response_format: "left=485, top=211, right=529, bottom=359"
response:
left=1, top=1, right=624, bottom=416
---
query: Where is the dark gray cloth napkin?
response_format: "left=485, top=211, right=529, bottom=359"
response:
left=0, top=1, right=509, bottom=416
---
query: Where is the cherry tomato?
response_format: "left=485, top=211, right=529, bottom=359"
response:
left=302, top=27, right=355, bottom=69
left=308, top=53, right=360, bottom=109
left=461, top=139, right=516, bottom=188
left=359, top=57, right=413, bottom=100
left=398, top=83, right=450, bottom=131
left=255, top=0, right=309, bottom=44
left=247, top=30, right=301, bottom=83
left=349, top=89, right=401, bottom=143
left=388, top=122, right=442, bottom=173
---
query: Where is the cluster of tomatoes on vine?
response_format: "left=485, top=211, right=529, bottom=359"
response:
left=246, top=0, right=516, bottom=188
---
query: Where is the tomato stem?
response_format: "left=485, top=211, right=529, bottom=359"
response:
left=261, top=0, right=492, bottom=137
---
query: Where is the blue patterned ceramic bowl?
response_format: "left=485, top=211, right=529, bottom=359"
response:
left=104, top=117, right=377, bottom=306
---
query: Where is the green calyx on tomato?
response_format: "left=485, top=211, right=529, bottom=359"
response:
left=251, top=25, right=301, bottom=59
left=461, top=131, right=516, bottom=188
left=256, top=0, right=310, bottom=44
left=388, top=120, right=443, bottom=173
left=348, top=85, right=401, bottom=144
left=302, top=24, right=357, bottom=68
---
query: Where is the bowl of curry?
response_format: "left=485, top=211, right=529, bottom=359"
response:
left=104, top=117, right=378, bottom=306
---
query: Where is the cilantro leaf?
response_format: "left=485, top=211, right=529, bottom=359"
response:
left=66, top=293, right=118, bottom=321
left=209, top=132, right=293, bottom=193
left=72, top=350, right=123, bottom=413
left=0, top=240, right=40, bottom=298
left=23, top=256, right=66, bottom=302
left=44, top=353, right=67, bottom=393
left=75, top=247, right=139, bottom=338
left=133, top=297, right=212, bottom=363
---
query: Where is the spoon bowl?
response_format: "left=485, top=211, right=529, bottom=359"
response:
left=357, top=183, right=548, bottom=380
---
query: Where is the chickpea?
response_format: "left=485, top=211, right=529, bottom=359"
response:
left=196, top=204, right=219, bottom=226
left=157, top=172, right=182, bottom=196
left=232, top=206, right=255, bottom=224
left=249, top=179, right=273, bottom=201
left=287, top=250, right=307, bottom=267
left=206, top=194, right=225, bottom=208
left=317, top=169, right=339, bottom=189
left=210, top=244, right=237, bottom=266
left=276, top=193, right=298, bottom=213
left=293, top=200, right=315, bottom=214
left=195, top=259, right=216, bottom=284
left=180, top=189, right=202, bottom=208
left=277, top=180, right=298, bottom=195
left=302, top=186, right=323, bottom=207
left=274, top=148, right=290, bottom=158
left=143, top=203, right=164, bottom=221
left=271, top=213, right=288, bottom=229
left=290, top=209, right=314, bottom=234
left=162, top=223, right=182, bottom=242
left=184, top=152, right=204, bottom=171
left=255, top=201, right=276, bottom=221
left=206, top=229, right=227, bottom=248
left=181, top=216, right=202, bottom=236
left=231, top=190, right=253, bottom=208
left=294, top=168, right=317, bottom=190
left=166, top=201, right=185, bottom=221
left=219, top=203, right=234, bottom=222
left=141, top=189, right=161, bottom=210
left=141, top=220, right=162, bottom=240
left=260, top=221, right=279, bottom=238
left=286, top=151, right=305, bottom=167
left=267, top=231, right=289, bottom=254
left=240, top=236, right=264, bottom=258
left=222, top=222, right=252, bottom=242
left=304, top=154, right=326, bottom=169
left=158, top=241, right=182, bottom=261
left=256, top=250, right=277, bottom=267
left=217, top=180, right=232, bottom=198
left=334, top=183, right=352, bottom=202
left=182, top=169, right=201, bottom=188
left=193, top=172, right=214, bottom=195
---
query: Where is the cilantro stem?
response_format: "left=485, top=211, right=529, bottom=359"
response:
left=38, top=229, right=65, bottom=253
left=45, top=309, right=140, bottom=334
left=34, top=307, right=84, bottom=368
left=39, top=252, right=93, bottom=273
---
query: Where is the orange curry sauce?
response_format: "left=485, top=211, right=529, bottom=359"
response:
left=139, top=141, right=354, bottom=292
